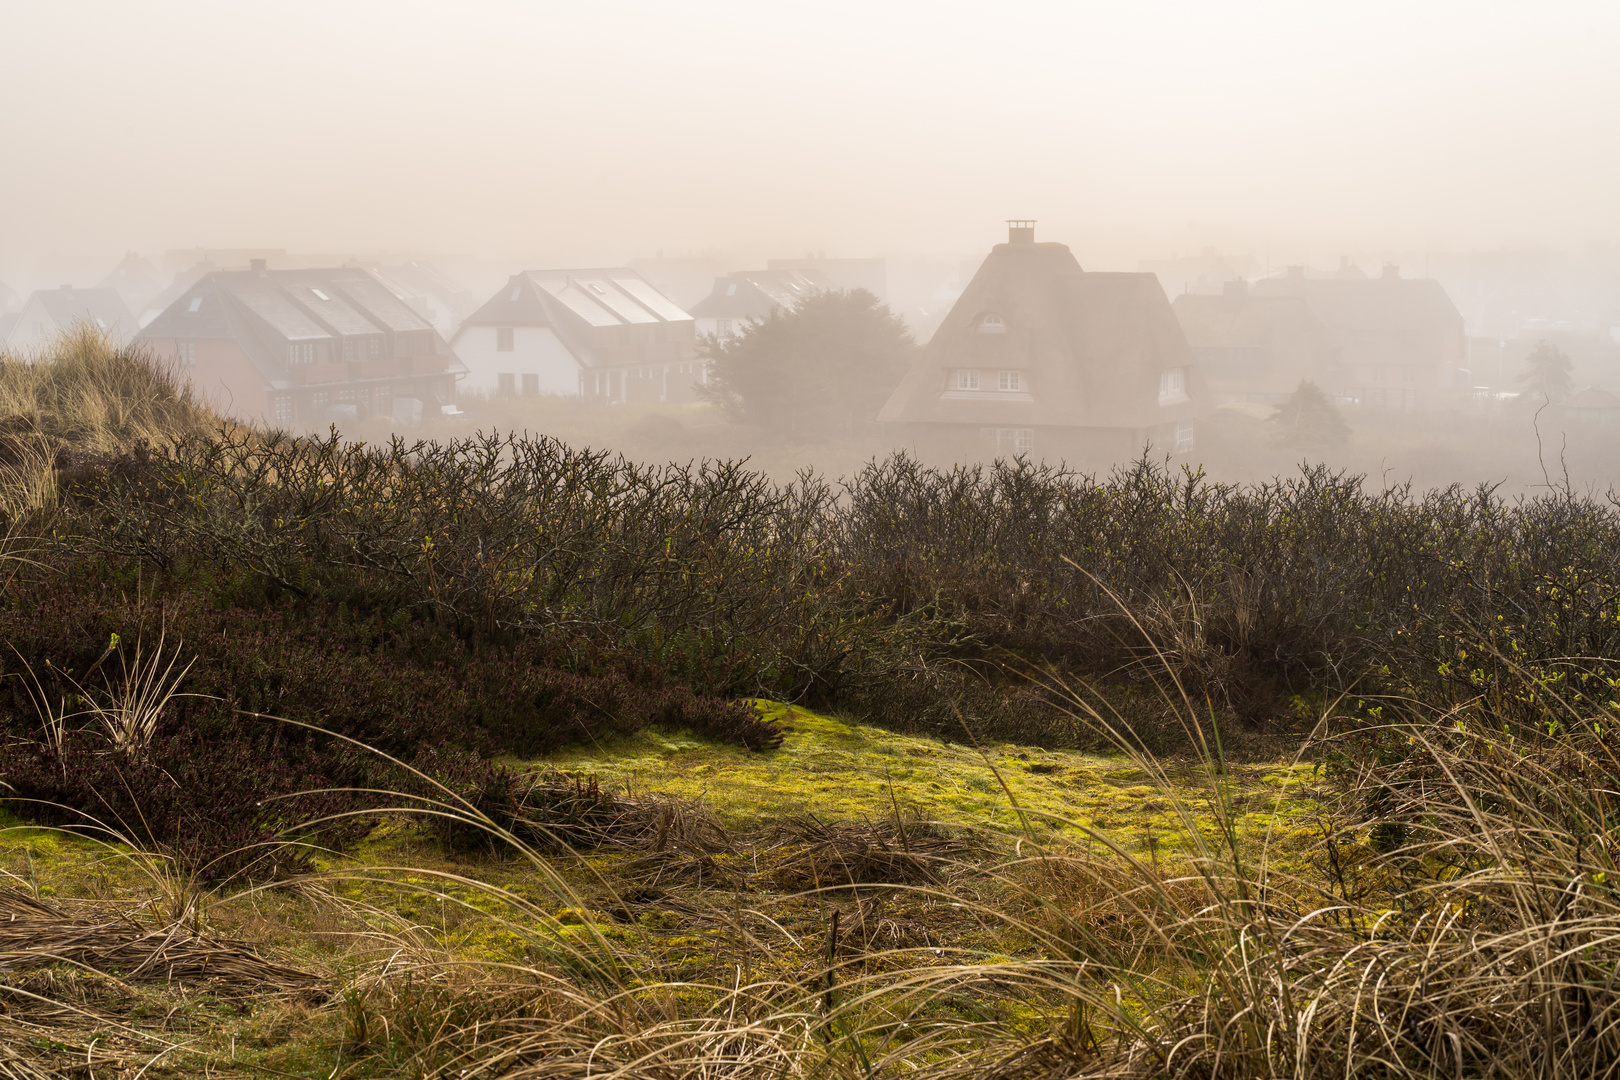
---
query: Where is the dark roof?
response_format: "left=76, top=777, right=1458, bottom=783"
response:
left=879, top=240, right=1209, bottom=430
left=1250, top=272, right=1464, bottom=368
left=32, top=288, right=136, bottom=335
left=687, top=269, right=833, bottom=320
left=1171, top=288, right=1340, bottom=393
left=137, top=268, right=455, bottom=389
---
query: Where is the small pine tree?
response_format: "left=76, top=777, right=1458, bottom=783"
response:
left=1517, top=339, right=1574, bottom=403
left=1270, top=379, right=1350, bottom=451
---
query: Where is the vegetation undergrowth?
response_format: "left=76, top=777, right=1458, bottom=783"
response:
left=1, top=333, right=1620, bottom=1076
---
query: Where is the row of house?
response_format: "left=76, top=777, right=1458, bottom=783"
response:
left=1, top=225, right=1495, bottom=453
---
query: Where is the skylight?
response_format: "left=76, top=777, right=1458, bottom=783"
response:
left=588, top=283, right=607, bottom=295
left=311, top=288, right=331, bottom=301
left=510, top=286, right=521, bottom=301
left=187, top=297, right=203, bottom=313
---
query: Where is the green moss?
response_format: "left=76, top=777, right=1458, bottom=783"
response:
left=536, top=701, right=1321, bottom=857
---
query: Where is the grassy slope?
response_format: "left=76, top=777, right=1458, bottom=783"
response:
left=0, top=704, right=1320, bottom=1077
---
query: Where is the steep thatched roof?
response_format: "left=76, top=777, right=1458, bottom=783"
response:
left=878, top=237, right=1208, bottom=430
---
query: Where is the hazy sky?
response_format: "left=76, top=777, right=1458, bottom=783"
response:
left=3, top=0, right=1618, bottom=279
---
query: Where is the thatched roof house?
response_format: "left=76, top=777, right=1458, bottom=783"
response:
left=878, top=223, right=1211, bottom=461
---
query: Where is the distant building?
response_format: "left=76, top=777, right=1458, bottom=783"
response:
left=452, top=270, right=698, bottom=402
left=879, top=222, right=1212, bottom=462
left=687, top=269, right=833, bottom=341
left=1172, top=281, right=1342, bottom=404
left=0, top=279, right=20, bottom=313
left=1139, top=248, right=1261, bottom=298
left=98, top=252, right=166, bottom=314
left=1251, top=265, right=1466, bottom=409
left=4, top=286, right=137, bottom=352
left=365, top=262, right=474, bottom=336
left=627, top=256, right=733, bottom=311
left=766, top=256, right=886, bottom=301
left=1557, top=386, right=1620, bottom=428
left=136, top=262, right=464, bottom=426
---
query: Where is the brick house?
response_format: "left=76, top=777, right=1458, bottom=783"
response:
left=136, top=262, right=464, bottom=426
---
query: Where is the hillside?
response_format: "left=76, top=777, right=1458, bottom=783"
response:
left=0, top=333, right=1617, bottom=1077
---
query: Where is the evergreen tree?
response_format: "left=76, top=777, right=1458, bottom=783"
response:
left=1517, top=339, right=1574, bottom=403
left=697, top=289, right=914, bottom=437
left=1270, top=379, right=1351, bottom=451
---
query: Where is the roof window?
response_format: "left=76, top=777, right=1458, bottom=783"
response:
left=978, top=313, right=1006, bottom=335
left=588, top=283, right=607, bottom=295
left=187, top=297, right=203, bottom=313
left=310, top=288, right=330, bottom=301
left=509, top=285, right=522, bottom=301
left=726, top=283, right=737, bottom=296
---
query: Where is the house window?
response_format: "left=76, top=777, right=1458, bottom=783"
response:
left=31, top=322, right=44, bottom=338
left=288, top=342, right=316, bottom=366
left=978, top=313, right=1006, bottom=335
left=522, top=373, right=539, bottom=396
left=498, top=373, right=515, bottom=395
left=1158, top=367, right=1189, bottom=406
left=497, top=327, right=514, bottom=352
left=373, top=385, right=392, bottom=413
left=367, top=337, right=381, bottom=359
left=981, top=428, right=1034, bottom=456
left=273, top=395, right=293, bottom=423
left=342, top=338, right=355, bottom=362
left=336, top=387, right=355, bottom=404
left=956, top=369, right=981, bottom=391
left=311, top=391, right=330, bottom=409
left=177, top=342, right=196, bottom=368
left=997, top=370, right=1022, bottom=392
left=1175, top=421, right=1195, bottom=454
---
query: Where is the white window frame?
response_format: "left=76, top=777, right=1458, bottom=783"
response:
left=1174, top=421, right=1195, bottom=454
left=997, top=369, right=1021, bottom=392
left=273, top=395, right=293, bottom=423
left=1158, top=367, right=1189, bottom=406
left=978, top=313, right=1006, bottom=335
left=981, top=427, right=1034, bottom=456
left=956, top=369, right=980, bottom=391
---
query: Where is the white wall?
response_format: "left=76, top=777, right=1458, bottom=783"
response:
left=451, top=324, right=581, bottom=395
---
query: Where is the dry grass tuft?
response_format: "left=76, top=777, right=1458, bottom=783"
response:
left=0, top=887, right=323, bottom=999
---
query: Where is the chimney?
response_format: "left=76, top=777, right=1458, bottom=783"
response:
left=1286, top=265, right=1306, bottom=281
left=250, top=258, right=267, bottom=273
left=1381, top=264, right=1400, bottom=280
left=1006, top=220, right=1036, bottom=244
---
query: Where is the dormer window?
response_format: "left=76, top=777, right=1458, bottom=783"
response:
left=956, top=369, right=981, bottom=391
left=977, top=313, right=1006, bottom=335
left=1158, top=367, right=1189, bottom=406
left=997, top=370, right=1022, bottom=392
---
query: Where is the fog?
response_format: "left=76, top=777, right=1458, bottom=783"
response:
left=5, top=0, right=1620, bottom=492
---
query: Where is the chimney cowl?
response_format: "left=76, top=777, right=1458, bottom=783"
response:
left=1006, top=220, right=1036, bottom=244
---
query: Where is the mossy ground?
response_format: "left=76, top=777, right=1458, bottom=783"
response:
left=0, top=703, right=1334, bottom=1076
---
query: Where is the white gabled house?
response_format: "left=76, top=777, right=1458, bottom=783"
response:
left=452, top=269, right=700, bottom=402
